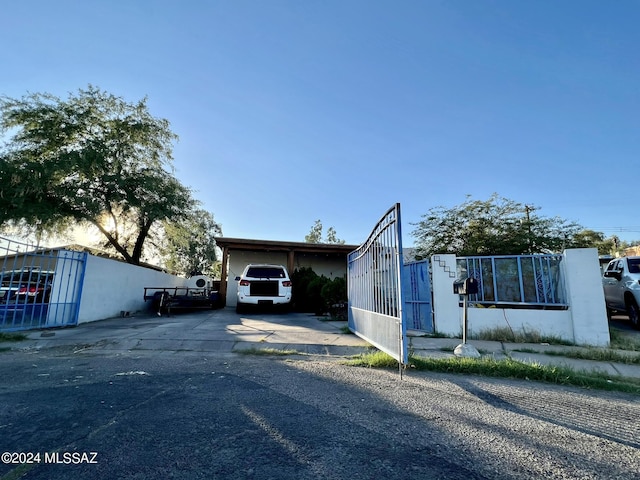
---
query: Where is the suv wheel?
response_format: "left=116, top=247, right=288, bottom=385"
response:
left=627, top=298, right=640, bottom=329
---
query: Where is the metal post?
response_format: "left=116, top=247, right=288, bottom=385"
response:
left=462, top=295, right=468, bottom=344
left=398, top=320, right=403, bottom=380
left=454, top=292, right=480, bottom=358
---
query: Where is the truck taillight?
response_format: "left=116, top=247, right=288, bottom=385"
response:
left=239, top=280, right=250, bottom=286
left=282, top=281, right=292, bottom=287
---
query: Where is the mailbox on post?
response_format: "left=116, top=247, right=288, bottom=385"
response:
left=452, top=276, right=481, bottom=358
left=453, top=277, right=478, bottom=296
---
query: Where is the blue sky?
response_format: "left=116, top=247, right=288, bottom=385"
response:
left=2, top=0, right=639, bottom=247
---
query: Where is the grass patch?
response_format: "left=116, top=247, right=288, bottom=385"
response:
left=345, top=351, right=640, bottom=394
left=512, top=348, right=539, bottom=354
left=472, top=326, right=640, bottom=352
left=510, top=327, right=640, bottom=364
left=235, top=347, right=301, bottom=356
left=424, top=331, right=452, bottom=339
left=544, top=348, right=640, bottom=365
left=471, top=326, right=574, bottom=345
left=0, top=332, right=27, bottom=342
left=609, top=328, right=640, bottom=351
left=339, top=325, right=352, bottom=334
left=316, top=314, right=348, bottom=322
left=345, top=350, right=400, bottom=368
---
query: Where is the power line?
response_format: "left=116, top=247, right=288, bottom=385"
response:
left=590, top=227, right=640, bottom=233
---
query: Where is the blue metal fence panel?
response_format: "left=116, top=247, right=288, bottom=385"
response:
left=456, top=254, right=567, bottom=307
left=0, top=236, right=87, bottom=331
left=402, top=260, right=433, bottom=332
left=348, top=204, right=407, bottom=365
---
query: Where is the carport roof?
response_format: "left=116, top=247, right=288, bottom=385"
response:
left=214, top=237, right=358, bottom=254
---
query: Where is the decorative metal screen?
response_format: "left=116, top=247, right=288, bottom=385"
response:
left=348, top=204, right=407, bottom=365
left=457, top=254, right=567, bottom=307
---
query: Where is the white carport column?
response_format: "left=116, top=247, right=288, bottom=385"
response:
left=562, top=248, right=610, bottom=347
left=220, top=245, right=230, bottom=307
left=431, top=254, right=462, bottom=337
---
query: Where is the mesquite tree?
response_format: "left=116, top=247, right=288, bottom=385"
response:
left=0, top=86, right=204, bottom=266
left=411, top=194, right=586, bottom=258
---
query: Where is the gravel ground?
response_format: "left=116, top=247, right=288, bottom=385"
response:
left=0, top=349, right=638, bottom=479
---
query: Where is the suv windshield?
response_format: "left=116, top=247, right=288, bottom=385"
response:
left=1, top=270, right=52, bottom=285
left=628, top=258, right=640, bottom=274
left=246, top=267, right=286, bottom=279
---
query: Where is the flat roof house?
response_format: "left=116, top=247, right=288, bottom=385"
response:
left=214, top=237, right=357, bottom=308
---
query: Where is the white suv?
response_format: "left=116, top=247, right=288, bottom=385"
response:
left=235, top=264, right=292, bottom=313
left=603, top=256, right=640, bottom=328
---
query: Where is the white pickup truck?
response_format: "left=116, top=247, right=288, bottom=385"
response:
left=602, top=256, right=640, bottom=328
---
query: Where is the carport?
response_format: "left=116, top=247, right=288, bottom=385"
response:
left=214, top=237, right=357, bottom=307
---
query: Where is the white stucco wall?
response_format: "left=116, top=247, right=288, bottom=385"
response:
left=430, top=249, right=610, bottom=347
left=466, top=308, right=574, bottom=339
left=77, top=254, right=188, bottom=324
left=431, top=254, right=462, bottom=335
left=563, top=248, right=610, bottom=346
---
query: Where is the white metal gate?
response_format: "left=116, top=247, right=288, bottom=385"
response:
left=347, top=204, right=407, bottom=365
left=0, top=236, right=87, bottom=332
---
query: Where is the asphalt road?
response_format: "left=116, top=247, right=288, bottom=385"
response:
left=1, top=345, right=639, bottom=480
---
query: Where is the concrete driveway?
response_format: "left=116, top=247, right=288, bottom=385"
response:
left=8, top=307, right=640, bottom=379
left=13, top=308, right=371, bottom=357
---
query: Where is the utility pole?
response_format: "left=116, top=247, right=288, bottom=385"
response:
left=524, top=205, right=533, bottom=254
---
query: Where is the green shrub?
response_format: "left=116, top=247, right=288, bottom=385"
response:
left=307, top=275, right=331, bottom=315
left=321, top=276, right=346, bottom=305
left=322, top=276, right=348, bottom=319
left=291, top=268, right=348, bottom=317
left=291, top=267, right=318, bottom=312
